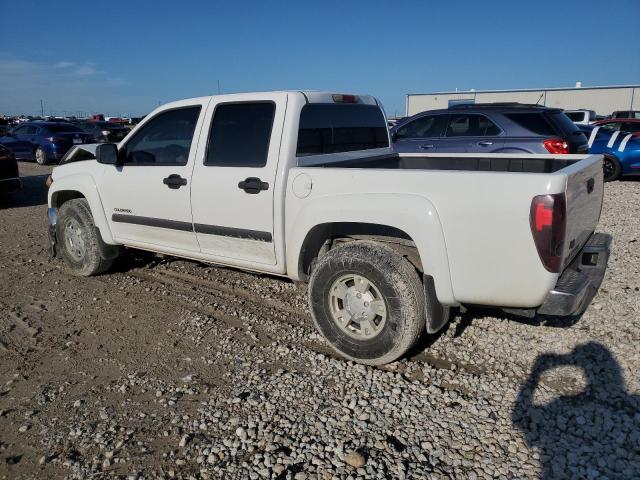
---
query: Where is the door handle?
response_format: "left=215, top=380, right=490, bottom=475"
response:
left=238, top=177, right=269, bottom=194
left=419, top=144, right=434, bottom=149
left=478, top=141, right=493, bottom=146
left=163, top=174, right=187, bottom=189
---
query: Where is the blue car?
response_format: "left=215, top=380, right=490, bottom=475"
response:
left=0, top=121, right=93, bottom=165
left=577, top=124, right=640, bottom=181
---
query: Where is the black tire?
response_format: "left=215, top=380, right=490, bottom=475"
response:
left=35, top=146, right=48, bottom=165
left=56, top=198, right=115, bottom=276
left=308, top=241, right=426, bottom=365
left=603, top=155, right=621, bottom=182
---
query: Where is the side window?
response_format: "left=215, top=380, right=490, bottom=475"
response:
left=12, top=126, right=28, bottom=135
left=445, top=114, right=500, bottom=137
left=26, top=126, right=40, bottom=135
left=623, top=122, right=640, bottom=133
left=123, top=107, right=201, bottom=165
left=505, top=113, right=556, bottom=136
left=395, top=115, right=447, bottom=139
left=205, top=102, right=275, bottom=167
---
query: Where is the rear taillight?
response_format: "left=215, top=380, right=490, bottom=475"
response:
left=530, top=193, right=566, bottom=273
left=543, top=138, right=569, bottom=154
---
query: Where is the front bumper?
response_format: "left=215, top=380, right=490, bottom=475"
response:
left=0, top=177, right=21, bottom=193
left=536, top=232, right=612, bottom=317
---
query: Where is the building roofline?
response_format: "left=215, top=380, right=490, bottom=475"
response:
left=406, top=84, right=640, bottom=96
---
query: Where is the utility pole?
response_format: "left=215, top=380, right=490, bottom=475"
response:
left=217, top=80, right=221, bottom=95
left=40, top=99, right=44, bottom=116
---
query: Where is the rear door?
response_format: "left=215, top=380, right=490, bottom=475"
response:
left=190, top=92, right=287, bottom=265
left=392, top=114, right=447, bottom=153
left=99, top=101, right=207, bottom=252
left=440, top=113, right=504, bottom=152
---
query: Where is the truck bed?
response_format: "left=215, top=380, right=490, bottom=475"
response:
left=288, top=153, right=604, bottom=308
left=301, top=152, right=583, bottom=174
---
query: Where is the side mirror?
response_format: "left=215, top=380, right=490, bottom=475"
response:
left=96, top=143, right=119, bottom=165
left=390, top=131, right=398, bottom=142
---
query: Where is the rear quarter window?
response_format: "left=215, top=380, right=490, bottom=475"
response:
left=297, top=104, right=389, bottom=156
left=504, top=113, right=557, bottom=136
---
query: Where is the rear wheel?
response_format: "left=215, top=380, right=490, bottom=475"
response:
left=308, top=241, right=426, bottom=365
left=35, top=146, right=48, bottom=165
left=57, top=199, right=116, bottom=276
left=603, top=155, right=621, bottom=182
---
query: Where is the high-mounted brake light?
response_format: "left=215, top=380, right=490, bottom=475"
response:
left=543, top=138, right=569, bottom=154
left=332, top=94, right=359, bottom=103
left=530, top=193, right=566, bottom=272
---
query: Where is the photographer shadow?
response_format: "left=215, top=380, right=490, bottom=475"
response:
left=512, top=342, right=640, bottom=479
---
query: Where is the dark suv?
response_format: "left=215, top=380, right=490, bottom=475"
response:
left=391, top=103, right=588, bottom=155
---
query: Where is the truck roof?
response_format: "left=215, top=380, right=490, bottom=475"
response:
left=158, top=91, right=380, bottom=110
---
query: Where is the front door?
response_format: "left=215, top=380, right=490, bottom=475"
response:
left=98, top=102, right=208, bottom=253
left=392, top=114, right=448, bottom=153
left=190, top=92, right=287, bottom=266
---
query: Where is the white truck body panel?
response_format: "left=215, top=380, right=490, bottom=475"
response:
left=49, top=91, right=606, bottom=311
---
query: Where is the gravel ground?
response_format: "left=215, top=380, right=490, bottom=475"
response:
left=0, top=162, right=638, bottom=479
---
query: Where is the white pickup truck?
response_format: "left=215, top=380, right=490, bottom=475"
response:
left=47, top=91, right=612, bottom=365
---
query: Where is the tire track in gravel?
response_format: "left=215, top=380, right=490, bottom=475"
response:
left=123, top=264, right=546, bottom=391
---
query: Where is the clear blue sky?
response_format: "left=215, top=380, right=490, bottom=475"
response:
left=1, top=0, right=638, bottom=117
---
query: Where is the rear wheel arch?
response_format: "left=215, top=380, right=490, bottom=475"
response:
left=297, top=222, right=424, bottom=281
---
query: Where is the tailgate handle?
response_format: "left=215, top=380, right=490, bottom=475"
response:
left=587, top=178, right=595, bottom=194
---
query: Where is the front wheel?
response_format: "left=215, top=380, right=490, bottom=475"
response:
left=603, top=155, right=621, bottom=182
left=57, top=199, right=116, bottom=276
left=309, top=241, right=427, bottom=365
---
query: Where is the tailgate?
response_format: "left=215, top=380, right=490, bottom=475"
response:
left=561, top=155, right=604, bottom=269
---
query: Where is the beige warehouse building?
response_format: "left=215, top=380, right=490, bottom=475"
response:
left=406, top=84, right=640, bottom=117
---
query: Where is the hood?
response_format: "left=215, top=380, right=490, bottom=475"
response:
left=59, top=143, right=101, bottom=164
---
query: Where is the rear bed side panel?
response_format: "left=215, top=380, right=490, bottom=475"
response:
left=285, top=190, right=456, bottom=305
left=286, top=167, right=569, bottom=308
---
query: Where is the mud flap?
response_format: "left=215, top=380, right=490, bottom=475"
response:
left=48, top=225, right=58, bottom=258
left=424, top=274, right=450, bottom=334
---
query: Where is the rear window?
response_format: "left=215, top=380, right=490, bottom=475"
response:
left=564, top=112, right=585, bottom=122
left=296, top=104, right=388, bottom=156
left=46, top=124, right=83, bottom=133
left=505, top=113, right=556, bottom=136
left=548, top=111, right=583, bottom=135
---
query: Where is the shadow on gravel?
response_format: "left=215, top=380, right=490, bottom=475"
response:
left=512, top=342, right=640, bottom=479
left=0, top=174, right=49, bottom=209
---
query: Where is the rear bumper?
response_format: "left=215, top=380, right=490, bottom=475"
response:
left=0, top=177, right=21, bottom=193
left=536, top=232, right=612, bottom=316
